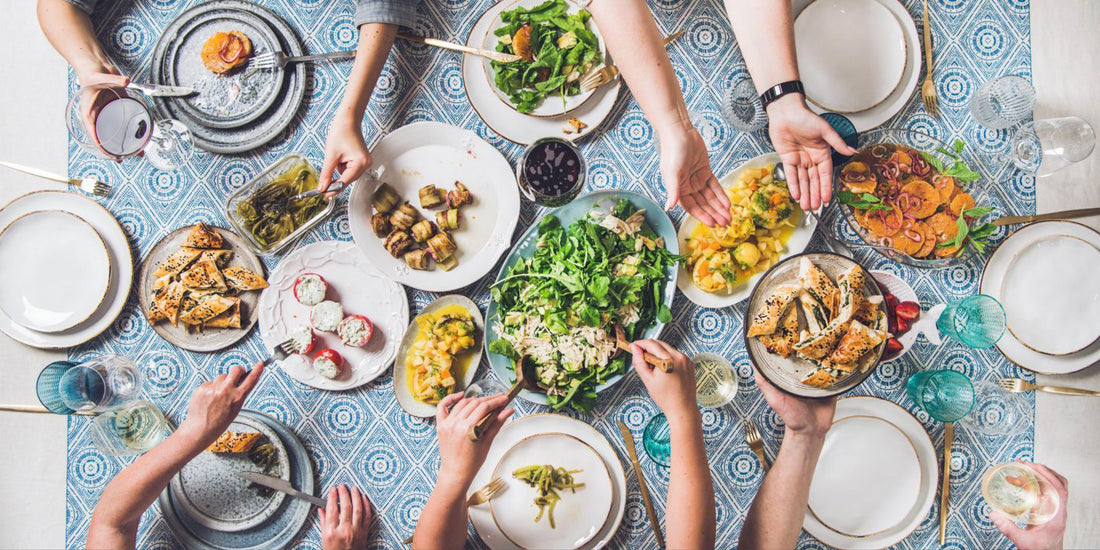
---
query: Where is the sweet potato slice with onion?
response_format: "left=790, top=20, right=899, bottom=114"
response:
left=900, top=179, right=940, bottom=219
left=949, top=192, right=976, bottom=217
left=915, top=221, right=938, bottom=258
left=932, top=174, right=956, bottom=204
left=928, top=212, right=960, bottom=243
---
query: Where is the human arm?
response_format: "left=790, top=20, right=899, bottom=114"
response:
left=412, top=392, right=514, bottom=550
left=587, top=0, right=731, bottom=227
left=36, top=0, right=127, bottom=87
left=318, top=484, right=374, bottom=550
left=630, top=340, right=716, bottom=549
left=722, top=0, right=856, bottom=210
left=739, top=369, right=835, bottom=549
left=990, top=462, right=1068, bottom=550
left=86, top=363, right=264, bottom=550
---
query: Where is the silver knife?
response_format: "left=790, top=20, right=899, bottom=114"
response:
left=237, top=471, right=326, bottom=507
left=992, top=207, right=1100, bottom=227
left=126, top=81, right=196, bottom=98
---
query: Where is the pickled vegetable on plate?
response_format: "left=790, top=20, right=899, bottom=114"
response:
left=234, top=161, right=328, bottom=249
left=512, top=464, right=585, bottom=528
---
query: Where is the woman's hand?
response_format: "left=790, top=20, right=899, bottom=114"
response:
left=320, top=114, right=372, bottom=195
left=754, top=367, right=834, bottom=439
left=990, top=462, right=1068, bottom=550
left=630, top=340, right=698, bottom=421
left=658, top=122, right=732, bottom=227
left=766, top=94, right=856, bottom=211
left=177, top=362, right=263, bottom=449
left=435, top=392, right=514, bottom=488
left=319, top=484, right=373, bottom=550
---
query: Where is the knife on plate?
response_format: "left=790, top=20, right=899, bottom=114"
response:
left=237, top=471, right=326, bottom=507
left=617, top=420, right=665, bottom=548
left=991, top=207, right=1100, bottom=227
left=125, top=81, right=196, bottom=98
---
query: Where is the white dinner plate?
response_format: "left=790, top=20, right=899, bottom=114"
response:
left=463, top=2, right=621, bottom=144
left=0, top=210, right=111, bottom=332
left=257, top=241, right=409, bottom=391
left=393, top=294, right=484, bottom=418
left=0, top=191, right=133, bottom=349
left=980, top=221, right=1100, bottom=374
left=1000, top=234, right=1100, bottom=355
left=791, top=0, right=920, bottom=131
left=676, top=153, right=816, bottom=309
left=490, top=433, right=614, bottom=550
left=348, top=122, right=520, bottom=292
left=469, top=414, right=626, bottom=550
left=803, top=396, right=937, bottom=549
left=795, top=0, right=906, bottom=113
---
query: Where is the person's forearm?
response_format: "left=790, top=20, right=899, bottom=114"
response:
left=666, top=409, right=716, bottom=549
left=333, top=23, right=398, bottom=128
left=588, top=0, right=690, bottom=135
left=723, top=0, right=799, bottom=93
left=86, top=429, right=207, bottom=549
left=412, top=477, right=469, bottom=550
left=739, top=430, right=826, bottom=549
left=37, top=0, right=116, bottom=81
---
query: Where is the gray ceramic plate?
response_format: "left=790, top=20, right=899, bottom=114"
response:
left=137, top=224, right=263, bottom=353
left=157, top=410, right=314, bottom=550
left=150, top=1, right=305, bottom=154
left=170, top=415, right=290, bottom=532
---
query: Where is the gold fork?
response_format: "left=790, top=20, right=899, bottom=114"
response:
left=743, top=417, right=770, bottom=472
left=580, top=30, right=686, bottom=92
left=920, top=0, right=938, bottom=116
left=998, top=377, right=1100, bottom=397
left=401, top=477, right=507, bottom=544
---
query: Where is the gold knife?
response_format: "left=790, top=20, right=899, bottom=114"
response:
left=397, top=33, right=522, bottom=63
left=617, top=420, right=665, bottom=548
left=992, top=207, right=1100, bottom=226
left=939, top=422, right=953, bottom=545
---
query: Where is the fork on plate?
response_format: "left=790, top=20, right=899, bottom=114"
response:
left=0, top=160, right=111, bottom=197
left=249, top=49, right=357, bottom=71
left=998, top=377, right=1100, bottom=397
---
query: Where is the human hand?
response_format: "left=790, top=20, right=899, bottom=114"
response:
left=658, top=122, right=731, bottom=227
left=319, top=484, right=373, bottom=550
left=630, top=340, right=698, bottom=421
left=765, top=94, right=856, bottom=211
left=177, top=362, right=263, bottom=449
left=753, top=367, right=834, bottom=438
left=435, top=392, right=514, bottom=487
left=320, top=115, right=372, bottom=196
left=77, top=69, right=131, bottom=159
left=990, top=462, right=1068, bottom=550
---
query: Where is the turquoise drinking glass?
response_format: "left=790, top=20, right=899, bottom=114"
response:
left=906, top=370, right=975, bottom=422
left=643, top=413, right=672, bottom=467
left=936, top=294, right=1006, bottom=349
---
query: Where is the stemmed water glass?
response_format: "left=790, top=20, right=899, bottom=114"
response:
left=1004, top=116, right=1096, bottom=177
left=970, top=75, right=1036, bottom=130
left=66, top=83, right=195, bottom=171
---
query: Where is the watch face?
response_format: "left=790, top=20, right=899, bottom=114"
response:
left=94, top=97, right=152, bottom=157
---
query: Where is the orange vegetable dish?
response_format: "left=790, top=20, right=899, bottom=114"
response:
left=838, top=144, right=983, bottom=259
left=201, top=31, right=252, bottom=75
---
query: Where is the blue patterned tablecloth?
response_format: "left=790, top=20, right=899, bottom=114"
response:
left=65, top=1, right=1037, bottom=548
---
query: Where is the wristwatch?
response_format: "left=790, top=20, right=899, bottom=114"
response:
left=760, top=80, right=805, bottom=110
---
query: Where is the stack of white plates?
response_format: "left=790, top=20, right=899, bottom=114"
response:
left=0, top=191, right=133, bottom=349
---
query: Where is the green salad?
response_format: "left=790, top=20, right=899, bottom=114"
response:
left=491, top=0, right=602, bottom=114
left=489, top=199, right=680, bottom=412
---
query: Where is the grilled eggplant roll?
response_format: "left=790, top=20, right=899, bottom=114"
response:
left=436, top=209, right=461, bottom=231
left=447, top=182, right=472, bottom=208
left=372, top=183, right=401, bottom=214
left=384, top=230, right=415, bottom=258
left=371, top=213, right=391, bottom=238
left=411, top=219, right=435, bottom=243
left=389, top=202, right=421, bottom=231
left=418, top=185, right=445, bottom=209
left=427, top=231, right=457, bottom=262
left=436, top=255, right=458, bottom=272
left=404, top=249, right=431, bottom=270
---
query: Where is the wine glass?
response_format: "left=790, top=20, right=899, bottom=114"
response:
left=66, top=83, right=194, bottom=171
left=1004, top=117, right=1095, bottom=177
left=970, top=75, right=1036, bottom=130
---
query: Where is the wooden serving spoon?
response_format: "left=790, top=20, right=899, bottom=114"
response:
left=468, top=355, right=539, bottom=441
left=613, top=324, right=673, bottom=373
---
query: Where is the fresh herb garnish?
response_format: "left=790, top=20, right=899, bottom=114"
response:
left=938, top=205, right=997, bottom=255
left=837, top=190, right=893, bottom=213
left=922, top=139, right=981, bottom=183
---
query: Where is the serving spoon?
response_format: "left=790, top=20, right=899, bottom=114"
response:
left=468, top=355, right=539, bottom=441
left=613, top=324, right=673, bottom=373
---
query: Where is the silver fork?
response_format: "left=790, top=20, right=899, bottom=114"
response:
left=263, top=339, right=299, bottom=367
left=0, top=160, right=111, bottom=197
left=249, top=49, right=357, bottom=71
left=998, top=377, right=1100, bottom=397
left=402, top=477, right=506, bottom=543
left=580, top=30, right=685, bottom=92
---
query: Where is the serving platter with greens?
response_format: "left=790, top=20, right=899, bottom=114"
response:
left=484, top=0, right=605, bottom=117
left=485, top=191, right=680, bottom=412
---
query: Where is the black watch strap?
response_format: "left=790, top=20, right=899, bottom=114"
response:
left=760, top=80, right=805, bottom=110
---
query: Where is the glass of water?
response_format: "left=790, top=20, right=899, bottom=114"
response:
left=38, top=355, right=143, bottom=414
left=90, top=400, right=171, bottom=456
left=1006, top=117, right=1096, bottom=177
left=970, top=75, right=1036, bottom=130
left=66, top=83, right=194, bottom=171
left=959, top=381, right=1030, bottom=436
left=643, top=413, right=672, bottom=467
left=936, top=294, right=1006, bottom=349
left=721, top=71, right=767, bottom=132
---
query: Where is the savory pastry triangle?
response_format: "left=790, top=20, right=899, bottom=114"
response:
left=204, top=298, right=241, bottom=329
left=222, top=266, right=268, bottom=291
left=747, top=283, right=801, bottom=337
left=207, top=430, right=261, bottom=453
left=180, top=259, right=228, bottom=292
left=793, top=319, right=850, bottom=359
left=183, top=247, right=232, bottom=267
left=828, top=319, right=889, bottom=365
left=147, top=281, right=185, bottom=326
left=182, top=222, right=224, bottom=249
left=179, top=295, right=236, bottom=326
left=798, top=291, right=829, bottom=335
left=152, top=274, right=173, bottom=294
left=853, top=295, right=883, bottom=326
left=802, top=368, right=839, bottom=389
left=834, top=264, right=867, bottom=324
left=798, top=258, right=839, bottom=317
left=153, top=247, right=202, bottom=279
left=759, top=306, right=800, bottom=358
